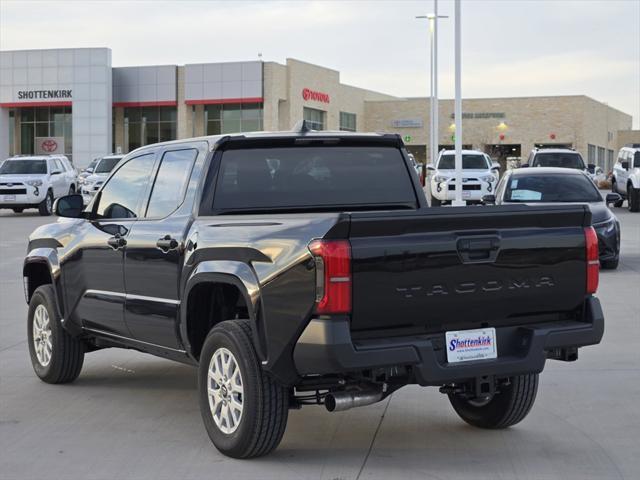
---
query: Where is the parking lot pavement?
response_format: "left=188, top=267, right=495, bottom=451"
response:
left=1, top=207, right=639, bottom=480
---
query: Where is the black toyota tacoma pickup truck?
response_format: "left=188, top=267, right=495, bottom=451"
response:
left=24, top=128, right=604, bottom=458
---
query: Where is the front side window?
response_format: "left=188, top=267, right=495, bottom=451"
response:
left=0, top=160, right=47, bottom=175
left=634, top=151, right=640, bottom=168
left=437, top=154, right=489, bottom=170
left=94, top=154, right=156, bottom=219
left=504, top=174, right=601, bottom=203
left=532, top=152, right=585, bottom=170
left=146, top=149, right=198, bottom=218
left=303, top=107, right=325, bottom=131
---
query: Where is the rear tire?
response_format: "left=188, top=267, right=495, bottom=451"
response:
left=448, top=374, right=538, bottom=429
left=431, top=195, right=442, bottom=207
left=628, top=185, right=640, bottom=212
left=27, top=285, right=85, bottom=384
left=601, top=256, right=619, bottom=270
left=198, top=320, right=289, bottom=458
left=38, top=190, right=53, bottom=216
left=12, top=208, right=24, bottom=213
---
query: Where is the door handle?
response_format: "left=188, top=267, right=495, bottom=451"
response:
left=107, top=235, right=127, bottom=250
left=157, top=235, right=179, bottom=252
left=457, top=236, right=500, bottom=264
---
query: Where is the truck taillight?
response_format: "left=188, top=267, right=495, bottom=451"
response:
left=585, top=227, right=599, bottom=294
left=309, top=239, right=351, bottom=314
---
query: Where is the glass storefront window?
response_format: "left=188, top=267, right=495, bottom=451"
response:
left=340, top=112, right=356, bottom=132
left=205, top=103, right=263, bottom=135
left=303, top=107, right=325, bottom=130
left=124, top=106, right=177, bottom=153
left=17, top=106, right=72, bottom=161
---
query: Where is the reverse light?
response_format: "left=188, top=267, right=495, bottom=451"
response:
left=585, top=227, right=599, bottom=294
left=308, top=239, right=351, bottom=314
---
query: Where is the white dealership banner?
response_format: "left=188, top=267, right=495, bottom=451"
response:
left=35, top=137, right=65, bottom=155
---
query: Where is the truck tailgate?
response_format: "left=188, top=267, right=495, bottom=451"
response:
left=343, top=205, right=591, bottom=334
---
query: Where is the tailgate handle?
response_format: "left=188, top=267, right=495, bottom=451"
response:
left=457, top=237, right=500, bottom=263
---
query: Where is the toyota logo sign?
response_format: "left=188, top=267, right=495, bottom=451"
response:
left=302, top=88, right=330, bottom=104
left=41, top=139, right=58, bottom=152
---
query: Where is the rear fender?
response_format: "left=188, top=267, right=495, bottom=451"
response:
left=181, top=260, right=264, bottom=361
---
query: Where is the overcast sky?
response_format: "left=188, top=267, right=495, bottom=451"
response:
left=1, top=0, right=638, bottom=127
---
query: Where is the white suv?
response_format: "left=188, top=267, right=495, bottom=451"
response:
left=0, top=155, right=77, bottom=215
left=612, top=145, right=640, bottom=212
left=80, top=155, right=124, bottom=205
left=427, top=150, right=500, bottom=206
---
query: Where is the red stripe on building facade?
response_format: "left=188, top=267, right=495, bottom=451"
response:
left=0, top=101, right=72, bottom=108
left=112, top=101, right=178, bottom=108
left=185, top=97, right=264, bottom=106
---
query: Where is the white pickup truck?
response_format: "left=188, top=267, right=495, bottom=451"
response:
left=612, top=145, right=640, bottom=212
left=427, top=149, right=500, bottom=206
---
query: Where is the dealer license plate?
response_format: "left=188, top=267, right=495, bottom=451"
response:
left=3, top=195, right=16, bottom=202
left=446, top=328, right=497, bottom=363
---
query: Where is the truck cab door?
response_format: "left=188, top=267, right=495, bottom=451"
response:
left=124, top=146, right=203, bottom=349
left=65, top=152, right=157, bottom=338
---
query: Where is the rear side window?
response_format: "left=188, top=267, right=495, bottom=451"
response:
left=634, top=151, right=640, bottom=168
left=213, top=146, right=416, bottom=211
left=146, top=149, right=197, bottom=218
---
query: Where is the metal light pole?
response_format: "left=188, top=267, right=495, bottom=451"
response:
left=416, top=3, right=447, bottom=169
left=452, top=0, right=465, bottom=206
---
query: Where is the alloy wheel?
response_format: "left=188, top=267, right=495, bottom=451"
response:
left=207, top=347, right=244, bottom=434
left=33, top=304, right=52, bottom=367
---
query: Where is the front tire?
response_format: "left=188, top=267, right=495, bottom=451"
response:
left=448, top=374, right=538, bottom=429
left=431, top=195, right=442, bottom=207
left=27, top=285, right=85, bottom=384
left=198, top=320, right=289, bottom=458
left=611, top=181, right=624, bottom=207
left=38, top=190, right=53, bottom=216
left=12, top=208, right=24, bottom=213
left=628, top=185, right=640, bottom=212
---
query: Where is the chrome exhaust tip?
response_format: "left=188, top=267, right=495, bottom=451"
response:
left=325, top=390, right=383, bottom=412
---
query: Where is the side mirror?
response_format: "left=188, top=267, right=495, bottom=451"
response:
left=606, top=193, right=622, bottom=205
left=621, top=161, right=629, bottom=170
left=482, top=194, right=496, bottom=205
left=520, top=163, right=529, bottom=168
left=587, top=163, right=597, bottom=174
left=426, top=164, right=436, bottom=171
left=53, top=194, right=84, bottom=218
left=491, top=162, right=501, bottom=171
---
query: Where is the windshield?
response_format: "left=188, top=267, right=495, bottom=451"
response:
left=437, top=154, right=489, bottom=170
left=213, top=146, right=416, bottom=211
left=0, top=160, right=47, bottom=175
left=532, top=152, right=585, bottom=169
left=95, top=157, right=122, bottom=173
left=504, top=174, right=602, bottom=203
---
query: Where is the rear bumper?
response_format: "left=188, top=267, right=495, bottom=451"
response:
left=293, top=297, right=604, bottom=385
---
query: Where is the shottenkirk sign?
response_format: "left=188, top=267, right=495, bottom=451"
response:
left=17, top=90, right=72, bottom=100
left=302, top=88, right=330, bottom=104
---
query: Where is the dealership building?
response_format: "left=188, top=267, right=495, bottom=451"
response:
left=0, top=47, right=636, bottom=170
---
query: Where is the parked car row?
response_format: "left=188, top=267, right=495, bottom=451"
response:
left=0, top=153, right=125, bottom=215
